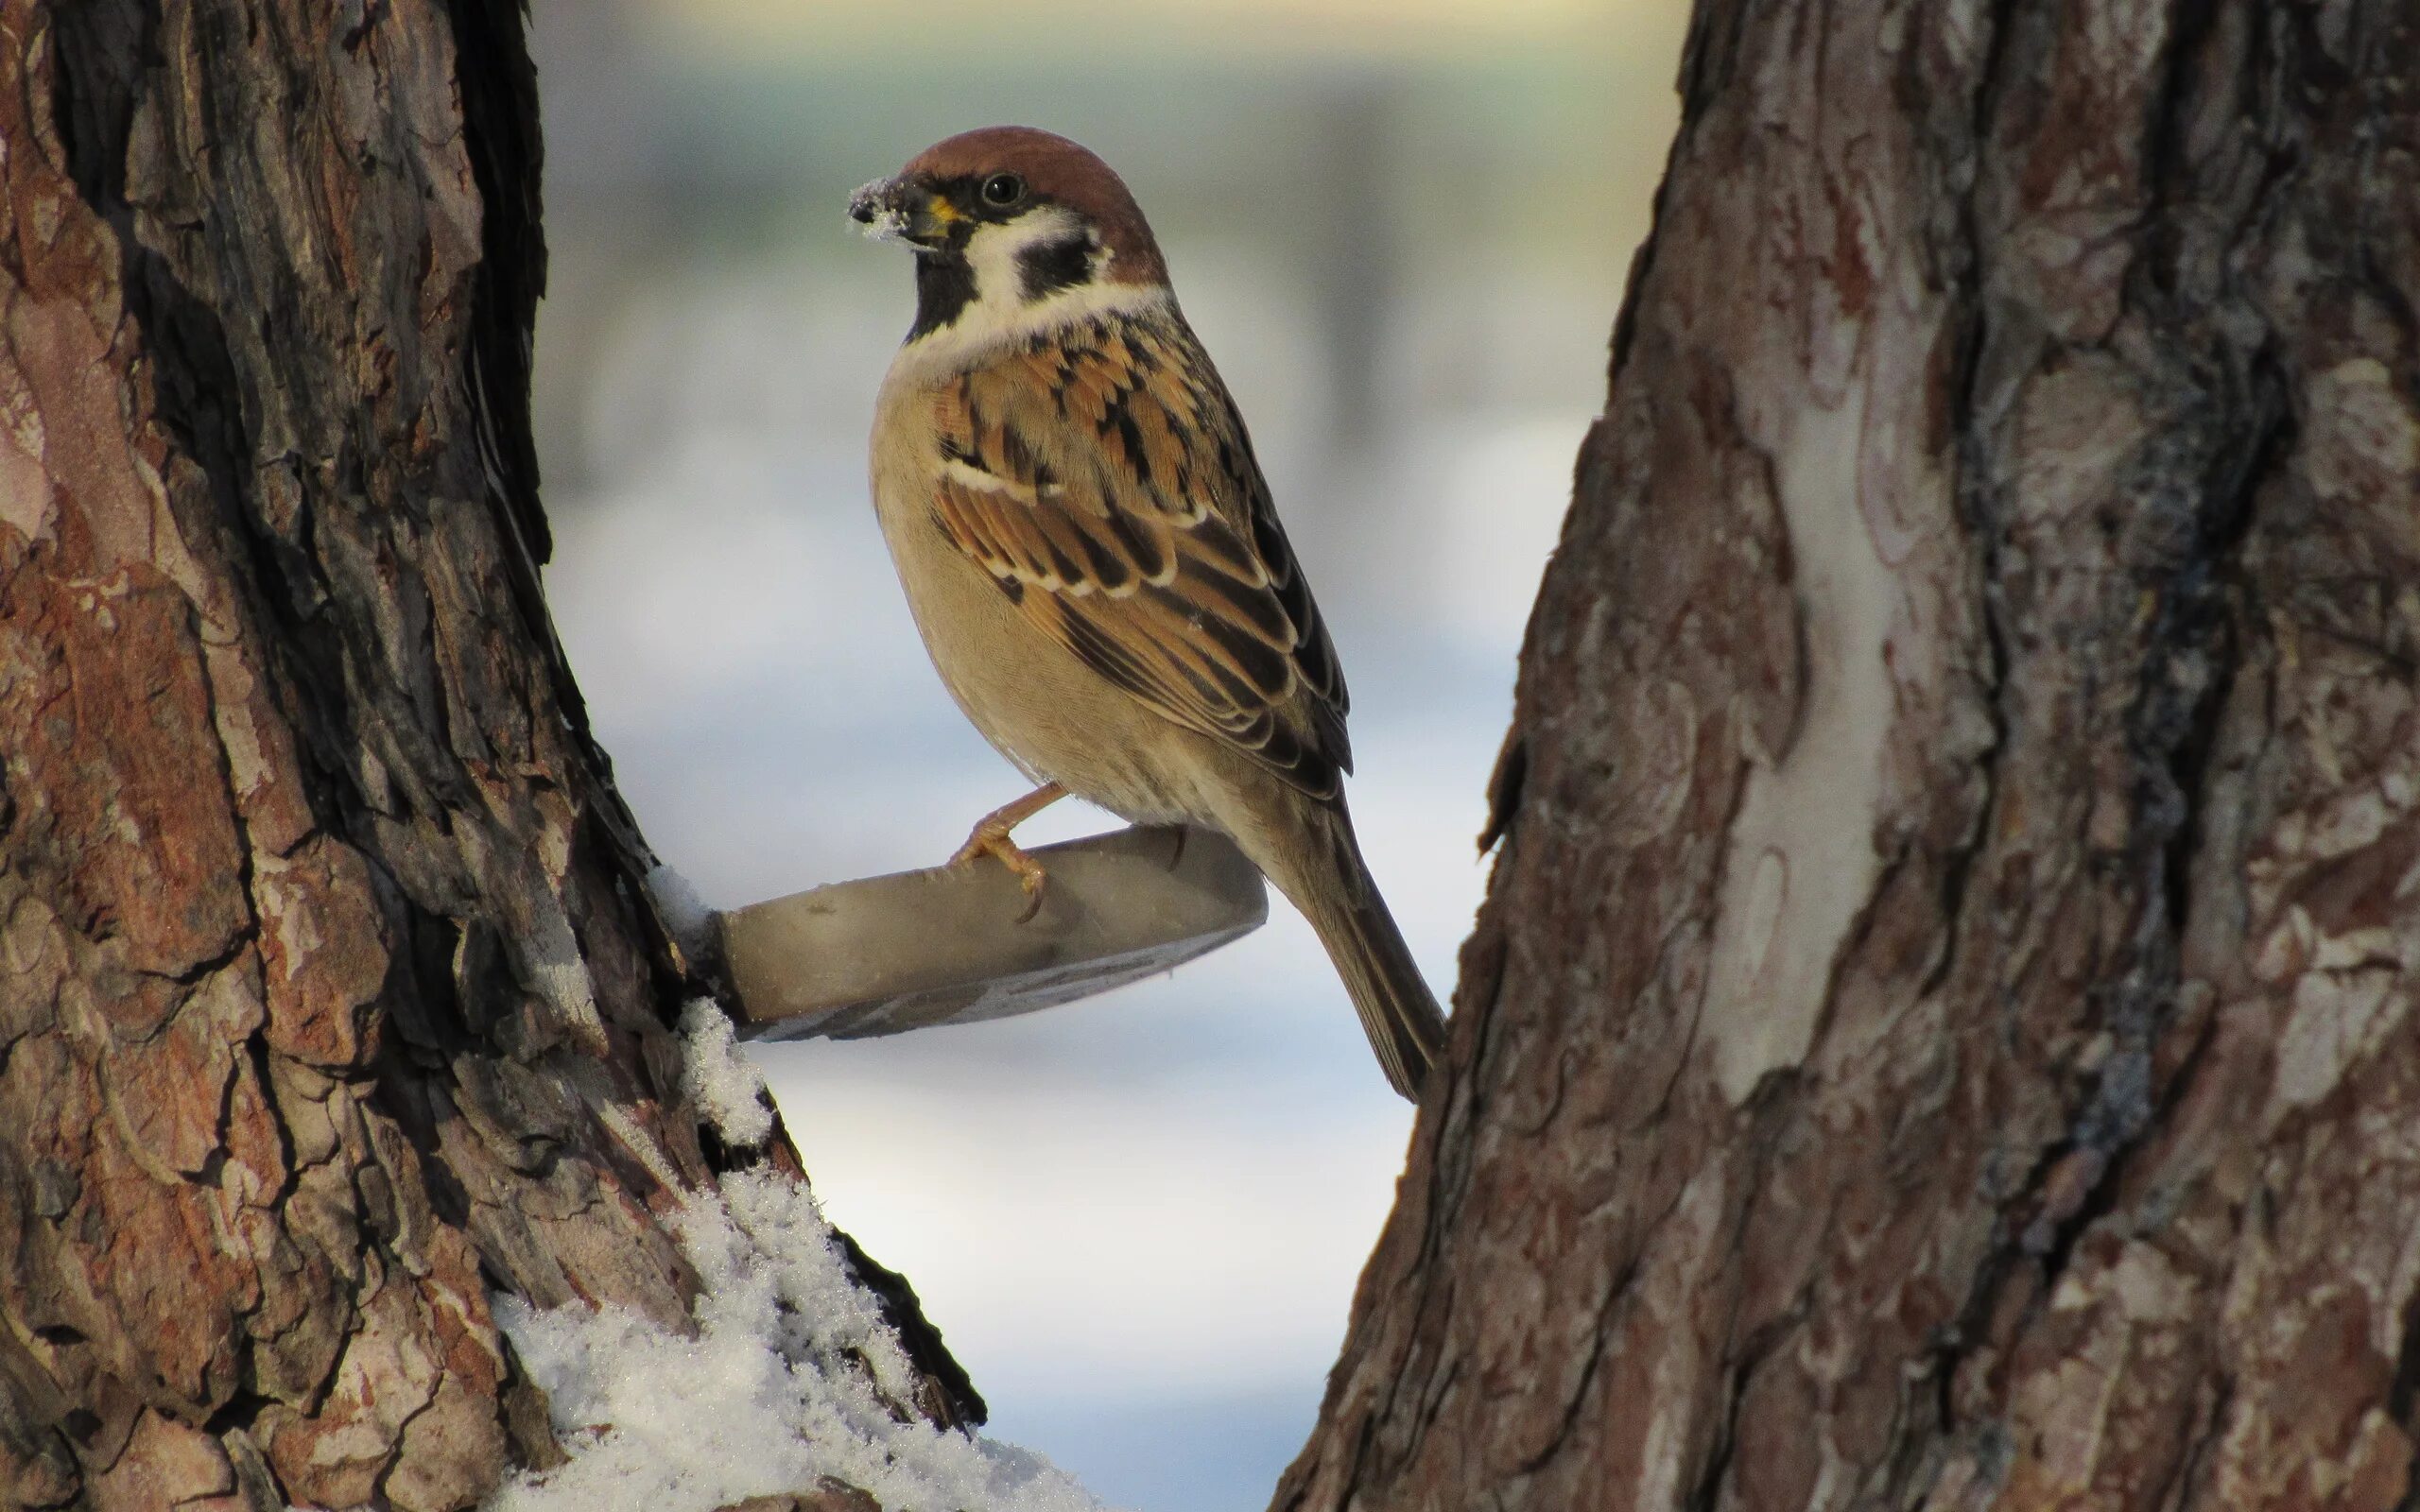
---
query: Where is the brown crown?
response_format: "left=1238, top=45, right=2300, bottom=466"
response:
left=902, top=127, right=1169, bottom=287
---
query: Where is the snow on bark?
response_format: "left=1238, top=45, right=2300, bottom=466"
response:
left=493, top=1171, right=1106, bottom=1512
left=680, top=1000, right=776, bottom=1149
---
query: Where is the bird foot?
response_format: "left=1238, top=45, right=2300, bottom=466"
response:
left=946, top=783, right=1066, bottom=923
left=950, top=827, right=1049, bottom=922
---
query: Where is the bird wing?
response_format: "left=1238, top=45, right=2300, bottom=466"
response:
left=926, top=309, right=1352, bottom=799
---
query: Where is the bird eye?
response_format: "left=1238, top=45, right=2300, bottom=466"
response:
left=979, top=173, right=1027, bottom=208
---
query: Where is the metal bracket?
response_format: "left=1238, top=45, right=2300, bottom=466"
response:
left=718, top=825, right=1268, bottom=1041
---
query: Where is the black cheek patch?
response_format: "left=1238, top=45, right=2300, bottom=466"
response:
left=1017, top=235, right=1094, bottom=302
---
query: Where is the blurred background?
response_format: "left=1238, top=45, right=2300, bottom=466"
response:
left=527, top=2, right=1684, bottom=1505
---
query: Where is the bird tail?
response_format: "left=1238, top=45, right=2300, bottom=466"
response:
left=1271, top=813, right=1447, bottom=1101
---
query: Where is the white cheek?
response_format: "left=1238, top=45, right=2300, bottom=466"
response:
left=962, top=208, right=1084, bottom=310
left=890, top=208, right=1165, bottom=379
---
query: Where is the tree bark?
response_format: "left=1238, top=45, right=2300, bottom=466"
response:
left=1279, top=2, right=2420, bottom=1508
left=0, top=6, right=973, bottom=1509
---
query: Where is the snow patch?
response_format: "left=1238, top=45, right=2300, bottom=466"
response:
left=679, top=999, right=774, bottom=1147
left=1704, top=389, right=1894, bottom=1103
left=491, top=1168, right=1114, bottom=1512
left=646, top=863, right=716, bottom=960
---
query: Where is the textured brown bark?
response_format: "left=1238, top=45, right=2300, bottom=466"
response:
left=1280, top=2, right=2420, bottom=1509
left=0, top=5, right=973, bottom=1509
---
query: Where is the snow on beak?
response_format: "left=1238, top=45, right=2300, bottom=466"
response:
left=848, top=176, right=956, bottom=250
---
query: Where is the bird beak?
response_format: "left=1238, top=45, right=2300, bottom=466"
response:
left=848, top=175, right=959, bottom=250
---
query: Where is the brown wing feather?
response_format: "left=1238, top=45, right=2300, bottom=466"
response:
left=928, top=307, right=1351, bottom=798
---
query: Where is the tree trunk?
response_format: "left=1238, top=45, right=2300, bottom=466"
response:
left=0, top=6, right=974, bottom=1509
left=1279, top=2, right=2420, bottom=1508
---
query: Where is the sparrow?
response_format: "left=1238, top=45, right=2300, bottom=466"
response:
left=849, top=127, right=1446, bottom=1099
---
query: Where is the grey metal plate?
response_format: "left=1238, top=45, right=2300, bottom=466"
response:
left=719, top=824, right=1269, bottom=1041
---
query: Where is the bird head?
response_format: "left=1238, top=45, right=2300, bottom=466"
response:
left=851, top=127, right=1168, bottom=344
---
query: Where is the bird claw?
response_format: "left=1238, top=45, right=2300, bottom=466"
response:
left=946, top=783, right=1065, bottom=924
left=950, top=829, right=1049, bottom=922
